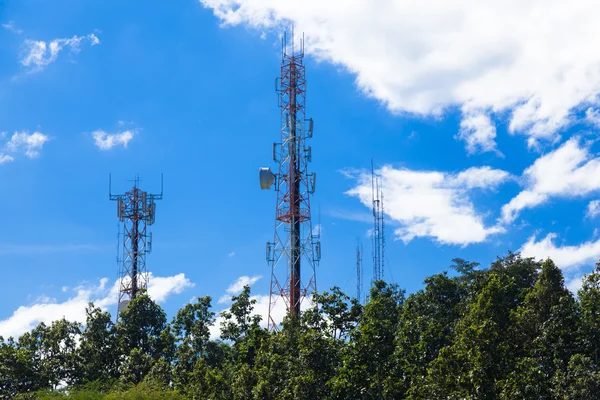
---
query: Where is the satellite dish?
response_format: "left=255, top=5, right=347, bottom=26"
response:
left=118, top=299, right=130, bottom=313
left=259, top=168, right=276, bottom=190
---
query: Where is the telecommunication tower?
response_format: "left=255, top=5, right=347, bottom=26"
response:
left=109, top=174, right=163, bottom=316
left=356, top=241, right=363, bottom=303
left=371, top=160, right=385, bottom=283
left=259, top=31, right=320, bottom=330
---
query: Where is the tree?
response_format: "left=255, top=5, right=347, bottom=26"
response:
left=578, top=266, right=600, bottom=365
left=219, top=286, right=265, bottom=399
left=0, top=336, right=41, bottom=398
left=76, top=303, right=119, bottom=385
left=308, top=287, right=362, bottom=341
left=389, top=271, right=462, bottom=398
left=41, top=318, right=81, bottom=388
left=171, top=296, right=215, bottom=393
left=504, top=259, right=579, bottom=398
left=116, top=293, right=173, bottom=384
left=425, top=273, right=515, bottom=399
left=551, top=354, right=600, bottom=399
left=331, top=281, right=404, bottom=399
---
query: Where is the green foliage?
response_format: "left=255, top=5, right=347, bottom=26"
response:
left=76, top=304, right=119, bottom=385
left=4, top=252, right=600, bottom=399
left=28, top=382, right=188, bottom=399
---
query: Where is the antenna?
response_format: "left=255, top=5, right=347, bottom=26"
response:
left=371, top=160, right=384, bottom=284
left=381, top=188, right=385, bottom=279
left=356, top=240, right=363, bottom=303
left=260, top=29, right=319, bottom=331
left=109, top=174, right=163, bottom=320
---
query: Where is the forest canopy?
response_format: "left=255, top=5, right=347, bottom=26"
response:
left=2, top=252, right=600, bottom=399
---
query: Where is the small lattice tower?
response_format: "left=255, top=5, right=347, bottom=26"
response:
left=109, top=174, right=163, bottom=316
left=371, top=160, right=385, bottom=284
left=259, top=31, right=320, bottom=330
left=356, top=241, right=363, bottom=303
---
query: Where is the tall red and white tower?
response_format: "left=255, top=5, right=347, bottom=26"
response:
left=260, top=32, right=320, bottom=330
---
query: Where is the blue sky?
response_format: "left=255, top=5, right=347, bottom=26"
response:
left=2, top=0, right=600, bottom=337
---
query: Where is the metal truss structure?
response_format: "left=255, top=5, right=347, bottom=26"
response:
left=260, top=31, right=320, bottom=331
left=109, top=175, right=162, bottom=316
left=371, top=161, right=385, bottom=283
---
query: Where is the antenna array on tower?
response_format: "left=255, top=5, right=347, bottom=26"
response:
left=109, top=174, right=163, bottom=318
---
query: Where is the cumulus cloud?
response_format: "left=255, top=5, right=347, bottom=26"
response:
left=5, top=131, right=49, bottom=158
left=347, top=165, right=510, bottom=245
left=312, top=224, right=322, bottom=236
left=457, top=110, right=501, bottom=155
left=20, top=33, right=99, bottom=71
left=0, top=154, right=14, bottom=164
left=520, top=233, right=600, bottom=271
left=201, top=0, right=600, bottom=151
left=218, top=275, right=262, bottom=304
left=0, top=272, right=193, bottom=340
left=146, top=273, right=194, bottom=302
left=449, top=166, right=511, bottom=189
left=92, top=130, right=136, bottom=150
left=2, top=21, right=22, bottom=35
left=585, top=108, right=600, bottom=128
left=501, top=137, right=600, bottom=223
left=587, top=200, right=600, bottom=219
left=566, top=275, right=584, bottom=294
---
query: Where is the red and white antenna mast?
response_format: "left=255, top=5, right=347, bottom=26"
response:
left=259, top=30, right=320, bottom=330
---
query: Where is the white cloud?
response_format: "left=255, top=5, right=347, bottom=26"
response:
left=228, top=251, right=236, bottom=257
left=2, top=21, right=22, bottom=35
left=5, top=131, right=49, bottom=158
left=587, top=200, right=600, bottom=219
left=520, top=232, right=600, bottom=271
left=0, top=272, right=193, bottom=339
left=585, top=108, right=600, bottom=128
left=501, top=137, right=600, bottom=223
left=20, top=33, right=99, bottom=71
left=312, top=224, right=322, bottom=236
left=218, top=275, right=262, bottom=303
left=566, top=275, right=584, bottom=294
left=0, top=154, right=14, bottom=164
left=347, top=165, right=509, bottom=245
left=146, top=273, right=194, bottom=302
left=457, top=110, right=501, bottom=156
left=225, top=275, right=262, bottom=295
left=92, top=130, right=136, bottom=150
left=201, top=0, right=600, bottom=151
left=449, top=166, right=511, bottom=189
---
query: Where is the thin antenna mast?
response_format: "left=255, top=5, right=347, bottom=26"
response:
left=371, top=160, right=385, bottom=284
left=356, top=240, right=363, bottom=303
